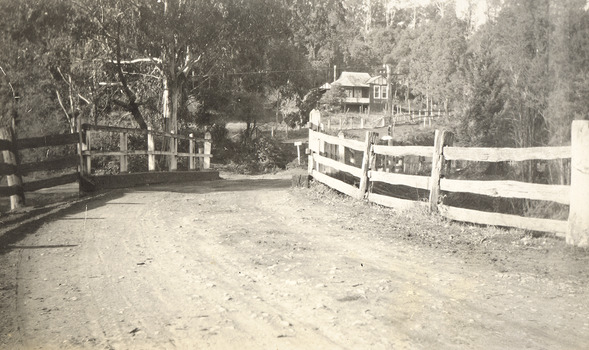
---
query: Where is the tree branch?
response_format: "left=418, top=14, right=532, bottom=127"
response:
left=181, top=53, right=202, bottom=76
left=107, top=57, right=162, bottom=65
left=113, top=23, right=148, bottom=130
left=55, top=89, right=73, bottom=128
left=99, top=82, right=123, bottom=86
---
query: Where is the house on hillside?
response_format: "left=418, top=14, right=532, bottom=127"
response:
left=321, top=72, right=390, bottom=114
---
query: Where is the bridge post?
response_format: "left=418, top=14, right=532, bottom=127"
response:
left=189, top=134, right=195, bottom=170
left=169, top=131, right=177, bottom=171
left=119, top=132, right=128, bottom=173
left=204, top=132, right=212, bottom=169
left=198, top=145, right=204, bottom=170
left=0, top=122, right=24, bottom=209
left=568, top=120, right=589, bottom=247
left=84, top=130, right=92, bottom=175
left=147, top=127, right=155, bottom=171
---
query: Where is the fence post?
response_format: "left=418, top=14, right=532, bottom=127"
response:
left=204, top=131, right=211, bottom=169
left=358, top=131, right=376, bottom=200
left=317, top=133, right=325, bottom=173
left=385, top=128, right=394, bottom=172
left=308, top=130, right=315, bottom=176
left=429, top=129, right=454, bottom=212
left=189, top=133, right=195, bottom=170
left=0, top=125, right=24, bottom=209
left=338, top=131, right=346, bottom=164
left=568, top=120, right=589, bottom=247
left=119, top=132, right=128, bottom=173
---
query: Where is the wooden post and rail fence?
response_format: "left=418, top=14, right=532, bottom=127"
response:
left=0, top=121, right=214, bottom=211
left=308, top=120, right=589, bottom=247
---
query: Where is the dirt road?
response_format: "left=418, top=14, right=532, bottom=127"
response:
left=1, top=173, right=588, bottom=349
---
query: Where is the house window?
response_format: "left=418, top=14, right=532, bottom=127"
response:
left=374, top=85, right=381, bottom=99
left=382, top=85, right=388, bottom=99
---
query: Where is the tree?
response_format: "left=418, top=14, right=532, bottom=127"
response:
left=458, top=44, right=511, bottom=148
left=319, top=84, right=346, bottom=112
left=300, top=88, right=324, bottom=124
left=428, top=15, right=468, bottom=115
left=288, top=0, right=349, bottom=79
left=280, top=96, right=301, bottom=128
left=82, top=0, right=228, bottom=132
left=0, top=0, right=104, bottom=138
left=545, top=0, right=589, bottom=145
left=231, top=91, right=265, bottom=141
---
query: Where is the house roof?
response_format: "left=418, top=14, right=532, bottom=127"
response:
left=319, top=82, right=332, bottom=90
left=333, top=72, right=372, bottom=87
left=366, top=75, right=387, bottom=85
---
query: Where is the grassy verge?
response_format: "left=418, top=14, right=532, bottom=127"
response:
left=298, top=180, right=588, bottom=283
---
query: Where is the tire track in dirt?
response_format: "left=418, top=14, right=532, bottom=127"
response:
left=1, top=175, right=588, bottom=349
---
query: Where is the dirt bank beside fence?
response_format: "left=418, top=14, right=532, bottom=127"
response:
left=0, top=171, right=588, bottom=349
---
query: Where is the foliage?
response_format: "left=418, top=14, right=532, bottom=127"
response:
left=0, top=68, right=16, bottom=128
left=219, top=133, right=293, bottom=174
left=457, top=43, right=511, bottom=147
left=299, top=88, right=324, bottom=124
left=280, top=97, right=301, bottom=128
left=208, top=123, right=233, bottom=163
left=319, top=84, right=346, bottom=113
left=230, top=91, right=267, bottom=140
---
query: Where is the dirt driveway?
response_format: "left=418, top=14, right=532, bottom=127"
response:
left=1, top=172, right=588, bottom=349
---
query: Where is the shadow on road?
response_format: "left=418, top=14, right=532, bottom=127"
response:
left=0, top=190, right=125, bottom=254
left=131, top=178, right=292, bottom=195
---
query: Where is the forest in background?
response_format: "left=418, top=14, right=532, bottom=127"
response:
left=0, top=0, right=588, bottom=179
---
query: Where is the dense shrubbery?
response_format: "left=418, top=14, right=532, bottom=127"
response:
left=208, top=124, right=295, bottom=174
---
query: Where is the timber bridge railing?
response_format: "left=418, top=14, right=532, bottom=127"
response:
left=307, top=120, right=589, bottom=247
left=1, top=121, right=216, bottom=211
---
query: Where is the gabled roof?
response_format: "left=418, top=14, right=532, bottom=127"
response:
left=366, top=75, right=387, bottom=85
left=333, top=72, right=371, bottom=87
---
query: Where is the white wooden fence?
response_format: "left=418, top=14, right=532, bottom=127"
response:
left=308, top=121, right=589, bottom=247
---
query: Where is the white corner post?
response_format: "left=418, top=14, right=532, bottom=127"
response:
left=568, top=120, right=589, bottom=247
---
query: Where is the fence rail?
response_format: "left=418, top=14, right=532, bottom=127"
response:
left=308, top=123, right=589, bottom=246
left=15, top=133, right=80, bottom=150
left=444, top=146, right=571, bottom=162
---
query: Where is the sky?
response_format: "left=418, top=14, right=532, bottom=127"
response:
left=388, top=0, right=493, bottom=29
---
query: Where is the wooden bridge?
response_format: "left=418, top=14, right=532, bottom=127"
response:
left=0, top=120, right=218, bottom=211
